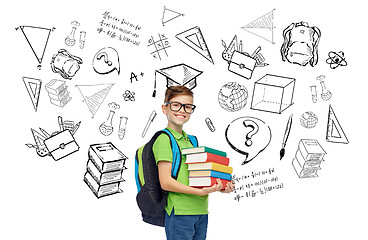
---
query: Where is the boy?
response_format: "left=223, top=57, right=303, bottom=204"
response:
left=152, top=86, right=234, bottom=240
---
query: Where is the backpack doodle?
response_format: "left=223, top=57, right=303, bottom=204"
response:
left=135, top=129, right=198, bottom=227
left=280, top=21, right=321, bottom=67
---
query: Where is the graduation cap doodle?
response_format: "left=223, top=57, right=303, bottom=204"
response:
left=153, top=63, right=203, bottom=97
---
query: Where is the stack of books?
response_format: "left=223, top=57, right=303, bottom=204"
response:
left=84, top=142, right=127, bottom=198
left=182, top=146, right=232, bottom=189
left=45, top=79, right=71, bottom=108
left=292, top=139, right=326, bottom=178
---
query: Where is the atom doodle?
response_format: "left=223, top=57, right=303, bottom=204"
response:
left=326, top=51, right=347, bottom=69
left=122, top=90, right=135, bottom=101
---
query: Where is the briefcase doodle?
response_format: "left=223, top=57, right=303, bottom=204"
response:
left=44, top=129, right=80, bottom=161
left=228, top=51, right=256, bottom=79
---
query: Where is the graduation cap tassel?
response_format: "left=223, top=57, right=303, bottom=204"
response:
left=152, top=71, right=157, bottom=98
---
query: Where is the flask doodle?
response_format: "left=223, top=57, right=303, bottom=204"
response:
left=93, top=47, right=120, bottom=75
left=225, top=116, right=271, bottom=165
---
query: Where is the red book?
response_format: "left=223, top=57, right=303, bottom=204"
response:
left=185, top=152, right=230, bottom=166
left=188, top=177, right=230, bottom=190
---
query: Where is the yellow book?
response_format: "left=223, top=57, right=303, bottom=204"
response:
left=187, top=162, right=233, bottom=174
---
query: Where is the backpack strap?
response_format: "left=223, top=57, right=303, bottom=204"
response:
left=161, top=129, right=181, bottom=179
left=187, top=134, right=198, bottom=148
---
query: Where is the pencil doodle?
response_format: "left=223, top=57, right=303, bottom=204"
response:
left=241, top=9, right=275, bottom=44
left=326, top=105, right=349, bottom=144
left=176, top=26, right=214, bottom=64
left=26, top=116, right=81, bottom=161
left=218, top=82, right=248, bottom=112
left=225, top=116, right=272, bottom=165
left=326, top=51, right=347, bottom=69
left=153, top=63, right=203, bottom=97
left=310, top=85, right=317, bottom=103
left=97, top=11, right=141, bottom=46
left=118, top=116, right=128, bottom=140
left=292, top=139, right=326, bottom=179
left=300, top=111, right=318, bottom=128
left=205, top=118, right=216, bottom=132
left=51, top=49, right=83, bottom=79
left=93, top=47, right=120, bottom=75
left=75, top=83, right=114, bottom=118
left=22, top=76, right=42, bottom=112
left=122, top=90, right=136, bottom=101
left=84, top=142, right=127, bottom=198
left=279, top=114, right=293, bottom=160
left=162, top=6, right=184, bottom=26
left=45, top=79, right=71, bottom=108
left=280, top=21, right=321, bottom=67
left=148, top=34, right=171, bottom=60
left=250, top=74, right=295, bottom=114
left=16, top=25, right=55, bottom=69
left=142, top=110, right=157, bottom=138
left=99, top=110, right=115, bottom=136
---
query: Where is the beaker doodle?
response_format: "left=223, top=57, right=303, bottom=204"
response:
left=320, top=81, right=332, bottom=101
left=65, top=27, right=76, bottom=47
left=310, top=85, right=317, bottom=103
left=118, top=116, right=128, bottom=140
left=99, top=110, right=115, bottom=136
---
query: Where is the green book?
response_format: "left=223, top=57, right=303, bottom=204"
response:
left=181, top=146, right=227, bottom=157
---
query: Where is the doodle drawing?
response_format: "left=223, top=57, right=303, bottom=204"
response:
left=300, top=111, right=318, bottom=128
left=176, top=26, right=214, bottom=64
left=310, top=85, right=317, bottom=103
left=25, top=128, right=50, bottom=157
left=51, top=49, right=83, bottom=79
left=65, top=27, right=77, bottom=47
left=279, top=114, right=293, bottom=160
left=22, top=76, right=42, bottom=112
left=205, top=118, right=216, bottom=132
left=148, top=34, right=171, bottom=60
left=162, top=6, right=184, bottom=26
left=241, top=9, right=275, bottom=44
left=99, top=110, right=115, bottom=136
left=16, top=25, right=55, bottom=69
left=118, top=116, right=128, bottom=140
left=326, top=51, right=347, bottom=69
left=93, top=47, right=120, bottom=75
left=84, top=142, right=127, bottom=198
left=250, top=74, right=295, bottom=114
left=320, top=81, right=332, bottom=101
left=76, top=83, right=114, bottom=118
left=218, top=82, right=248, bottom=112
left=280, top=21, right=321, bottom=67
left=44, top=128, right=80, bottom=161
left=45, top=79, right=71, bottom=108
left=326, top=105, right=349, bottom=144
left=292, top=139, right=326, bottom=178
left=122, top=90, right=136, bottom=101
left=225, top=116, right=271, bottom=165
left=142, top=110, right=157, bottom=138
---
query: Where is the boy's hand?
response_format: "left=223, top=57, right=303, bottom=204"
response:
left=220, top=181, right=235, bottom=193
left=198, top=178, right=223, bottom=196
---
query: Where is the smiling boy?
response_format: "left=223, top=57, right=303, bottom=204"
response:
left=152, top=86, right=234, bottom=240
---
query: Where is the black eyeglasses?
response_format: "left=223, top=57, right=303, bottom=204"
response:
left=164, top=101, right=196, bottom=114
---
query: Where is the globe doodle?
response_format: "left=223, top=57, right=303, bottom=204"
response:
left=218, top=82, right=248, bottom=112
left=300, top=111, right=318, bottom=128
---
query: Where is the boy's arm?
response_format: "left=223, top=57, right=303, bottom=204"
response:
left=158, top=161, right=223, bottom=196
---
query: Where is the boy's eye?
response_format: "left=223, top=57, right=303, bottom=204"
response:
left=172, top=102, right=181, bottom=108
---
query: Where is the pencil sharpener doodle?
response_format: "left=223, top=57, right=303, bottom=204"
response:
left=225, top=116, right=271, bottom=165
left=50, top=49, right=83, bottom=79
left=93, top=47, right=120, bottom=75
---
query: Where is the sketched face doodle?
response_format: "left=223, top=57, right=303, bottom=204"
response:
left=225, top=116, right=271, bottom=165
left=93, top=47, right=120, bottom=75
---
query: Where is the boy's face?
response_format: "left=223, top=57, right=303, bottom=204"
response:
left=162, top=95, right=194, bottom=131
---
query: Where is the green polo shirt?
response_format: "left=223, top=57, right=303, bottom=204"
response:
left=152, top=128, right=208, bottom=216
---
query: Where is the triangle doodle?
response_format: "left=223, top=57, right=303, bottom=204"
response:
left=241, top=9, right=275, bottom=44
left=326, top=105, right=349, bottom=144
left=17, top=26, right=54, bottom=68
left=162, top=6, right=184, bottom=26
left=76, top=83, right=114, bottom=118
left=176, top=26, right=214, bottom=64
left=22, top=76, right=42, bottom=111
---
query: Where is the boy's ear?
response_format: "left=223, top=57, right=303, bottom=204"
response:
left=162, top=104, right=167, bottom=114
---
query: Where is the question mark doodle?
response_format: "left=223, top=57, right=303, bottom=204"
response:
left=96, top=52, right=112, bottom=66
left=243, top=120, right=259, bottom=147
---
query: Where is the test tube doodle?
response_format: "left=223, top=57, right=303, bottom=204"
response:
left=310, top=85, right=317, bottom=103
left=142, top=110, right=157, bottom=138
left=118, top=116, right=128, bottom=140
left=79, top=31, right=86, bottom=49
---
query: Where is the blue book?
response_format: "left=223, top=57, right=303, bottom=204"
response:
left=188, top=170, right=232, bottom=181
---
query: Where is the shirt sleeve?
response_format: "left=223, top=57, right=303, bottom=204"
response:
left=152, top=133, right=173, bottom=165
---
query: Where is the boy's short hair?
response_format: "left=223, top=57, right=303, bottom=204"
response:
left=164, top=86, right=193, bottom=103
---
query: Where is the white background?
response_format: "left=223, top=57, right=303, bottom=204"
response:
left=1, top=0, right=367, bottom=239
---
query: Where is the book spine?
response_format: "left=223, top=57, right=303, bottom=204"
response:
left=45, top=79, right=66, bottom=95
left=204, top=147, right=227, bottom=157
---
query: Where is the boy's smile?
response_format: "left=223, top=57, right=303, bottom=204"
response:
left=162, top=95, right=194, bottom=133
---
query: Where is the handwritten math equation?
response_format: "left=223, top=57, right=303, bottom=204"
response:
left=232, top=168, right=284, bottom=201
left=97, top=11, right=141, bottom=46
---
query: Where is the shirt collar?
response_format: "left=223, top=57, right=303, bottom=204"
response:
left=166, top=127, right=189, bottom=141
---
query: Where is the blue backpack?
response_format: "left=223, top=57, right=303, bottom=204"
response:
left=135, top=129, right=198, bottom=227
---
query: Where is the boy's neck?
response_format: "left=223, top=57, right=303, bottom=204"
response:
left=167, top=123, right=183, bottom=134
